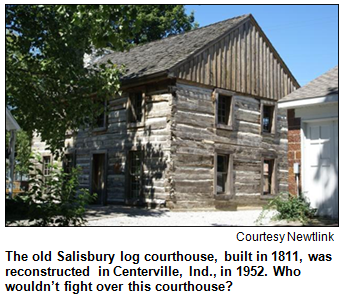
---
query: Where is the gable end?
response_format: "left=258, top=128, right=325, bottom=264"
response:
left=171, top=15, right=299, bottom=100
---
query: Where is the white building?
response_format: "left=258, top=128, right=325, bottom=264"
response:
left=279, top=66, right=338, bottom=218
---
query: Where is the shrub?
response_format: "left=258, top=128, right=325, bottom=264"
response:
left=5, top=194, right=31, bottom=220
left=6, top=160, right=96, bottom=226
left=256, top=193, right=317, bottom=225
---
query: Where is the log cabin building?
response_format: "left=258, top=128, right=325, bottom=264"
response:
left=33, top=14, right=300, bottom=209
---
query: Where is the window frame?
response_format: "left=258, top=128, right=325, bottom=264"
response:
left=92, top=98, right=107, bottom=132
left=261, top=155, right=278, bottom=198
left=63, top=150, right=76, bottom=174
left=260, top=101, right=277, bottom=135
left=214, top=149, right=234, bottom=200
left=42, top=155, right=52, bottom=177
left=215, top=89, right=235, bottom=131
left=127, top=91, right=146, bottom=129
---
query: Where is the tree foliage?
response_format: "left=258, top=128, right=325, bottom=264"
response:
left=127, top=5, right=198, bottom=44
left=6, top=5, right=197, bottom=152
left=6, top=130, right=32, bottom=178
left=6, top=161, right=95, bottom=226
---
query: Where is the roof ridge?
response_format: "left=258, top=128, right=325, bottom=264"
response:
left=95, top=13, right=276, bottom=84
left=177, top=13, right=251, bottom=35
left=112, top=13, right=251, bottom=53
left=167, top=14, right=251, bottom=73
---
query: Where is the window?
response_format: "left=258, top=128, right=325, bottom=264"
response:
left=43, top=156, right=51, bottom=176
left=95, top=109, right=106, bottom=129
left=63, top=152, right=75, bottom=174
left=262, top=158, right=277, bottom=196
left=215, top=89, right=235, bottom=130
left=93, top=99, right=107, bottom=130
left=214, top=151, right=233, bottom=198
left=86, top=98, right=107, bottom=130
left=261, top=103, right=276, bottom=134
left=218, top=95, right=232, bottom=125
left=128, top=151, right=142, bottom=200
left=128, top=92, right=144, bottom=125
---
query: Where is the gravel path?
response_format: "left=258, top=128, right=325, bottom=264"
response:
left=7, top=205, right=336, bottom=226
left=84, top=206, right=275, bottom=226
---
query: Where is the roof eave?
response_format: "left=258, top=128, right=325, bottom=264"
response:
left=278, top=93, right=338, bottom=109
left=120, top=71, right=170, bottom=89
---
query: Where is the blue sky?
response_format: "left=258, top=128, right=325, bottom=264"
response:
left=185, top=5, right=338, bottom=87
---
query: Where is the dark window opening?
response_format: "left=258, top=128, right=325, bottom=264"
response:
left=262, top=105, right=274, bottom=133
left=128, top=151, right=142, bottom=200
left=216, top=154, right=229, bottom=194
left=95, top=111, right=105, bottom=128
left=43, top=156, right=51, bottom=176
left=94, top=100, right=106, bottom=129
left=63, top=153, right=74, bottom=174
left=129, top=92, right=143, bottom=123
left=218, top=94, right=232, bottom=125
left=263, top=159, right=275, bottom=195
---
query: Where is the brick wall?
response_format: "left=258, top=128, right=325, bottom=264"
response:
left=287, top=109, right=301, bottom=195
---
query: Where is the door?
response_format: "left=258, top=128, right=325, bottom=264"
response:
left=91, top=153, right=107, bottom=205
left=303, top=120, right=338, bottom=218
left=128, top=151, right=142, bottom=201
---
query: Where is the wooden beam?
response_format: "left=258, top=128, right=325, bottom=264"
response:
left=251, top=25, right=256, bottom=95
left=222, top=36, right=228, bottom=89
left=227, top=33, right=232, bottom=90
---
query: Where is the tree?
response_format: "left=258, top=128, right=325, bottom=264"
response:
left=128, top=5, right=198, bottom=44
left=6, top=130, right=32, bottom=180
left=6, top=162, right=96, bottom=226
left=6, top=5, right=197, bottom=152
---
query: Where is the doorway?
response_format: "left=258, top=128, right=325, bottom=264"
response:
left=303, top=120, right=338, bottom=218
left=91, top=153, right=107, bottom=205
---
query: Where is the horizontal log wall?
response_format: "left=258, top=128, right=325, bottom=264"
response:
left=31, top=133, right=75, bottom=169
left=70, top=85, right=173, bottom=205
left=173, top=20, right=298, bottom=100
left=170, top=83, right=288, bottom=208
left=32, top=80, right=288, bottom=209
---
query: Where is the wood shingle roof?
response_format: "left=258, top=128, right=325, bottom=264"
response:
left=90, top=13, right=299, bottom=100
left=94, top=14, right=250, bottom=81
